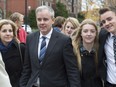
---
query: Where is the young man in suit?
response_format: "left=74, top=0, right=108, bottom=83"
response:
left=98, top=7, right=116, bottom=87
left=20, top=5, right=81, bottom=87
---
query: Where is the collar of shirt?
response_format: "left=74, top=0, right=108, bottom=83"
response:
left=39, top=28, right=53, bottom=39
left=38, top=28, right=53, bottom=58
left=110, top=33, right=116, bottom=39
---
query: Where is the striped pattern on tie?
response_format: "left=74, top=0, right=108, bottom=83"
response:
left=39, top=36, right=46, bottom=62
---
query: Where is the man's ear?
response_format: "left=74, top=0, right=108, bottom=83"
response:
left=52, top=18, right=55, bottom=21
left=15, top=20, right=19, bottom=24
left=52, top=18, right=55, bottom=24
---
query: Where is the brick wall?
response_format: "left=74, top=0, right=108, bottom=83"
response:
left=0, top=0, right=39, bottom=18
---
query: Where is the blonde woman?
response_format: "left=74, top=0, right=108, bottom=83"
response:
left=62, top=17, right=80, bottom=38
left=72, top=19, right=103, bottom=87
left=0, top=19, right=25, bottom=87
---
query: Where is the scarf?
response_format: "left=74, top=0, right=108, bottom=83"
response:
left=0, top=40, right=14, bottom=53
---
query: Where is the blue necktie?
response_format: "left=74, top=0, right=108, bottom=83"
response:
left=39, top=36, right=46, bottom=62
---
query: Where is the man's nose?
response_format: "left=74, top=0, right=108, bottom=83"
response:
left=40, top=20, right=44, bottom=24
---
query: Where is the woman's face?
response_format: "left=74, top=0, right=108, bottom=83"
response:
left=81, top=24, right=97, bottom=44
left=64, top=21, right=75, bottom=36
left=0, top=24, right=14, bottom=46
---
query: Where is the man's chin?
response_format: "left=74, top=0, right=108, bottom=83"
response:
left=41, top=31, right=48, bottom=35
left=108, top=29, right=115, bottom=34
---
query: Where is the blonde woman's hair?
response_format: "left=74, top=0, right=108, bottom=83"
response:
left=72, top=19, right=99, bottom=71
left=63, top=17, right=80, bottom=36
left=0, top=19, right=20, bottom=43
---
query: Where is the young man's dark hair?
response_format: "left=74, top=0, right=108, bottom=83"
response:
left=99, top=7, right=111, bottom=15
left=99, top=7, right=116, bottom=15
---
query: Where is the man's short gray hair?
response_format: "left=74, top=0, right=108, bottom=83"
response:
left=35, top=5, right=55, bottom=19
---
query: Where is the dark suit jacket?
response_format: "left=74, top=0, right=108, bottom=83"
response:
left=98, top=29, right=110, bottom=82
left=20, top=29, right=81, bottom=87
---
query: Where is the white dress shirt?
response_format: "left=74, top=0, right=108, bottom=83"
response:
left=38, top=29, right=53, bottom=58
left=104, top=33, right=116, bottom=84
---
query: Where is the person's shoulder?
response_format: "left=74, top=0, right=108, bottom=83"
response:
left=27, top=31, right=39, bottom=38
left=53, top=27, right=61, bottom=32
left=19, top=43, right=25, bottom=52
left=12, top=40, right=25, bottom=50
left=18, top=27, right=27, bottom=35
left=53, top=29, right=70, bottom=39
left=20, top=43, right=25, bottom=47
left=99, top=28, right=108, bottom=34
left=26, top=31, right=39, bottom=43
left=99, top=28, right=110, bottom=41
left=99, top=28, right=109, bottom=36
left=53, top=31, right=72, bottom=44
left=19, top=27, right=26, bottom=32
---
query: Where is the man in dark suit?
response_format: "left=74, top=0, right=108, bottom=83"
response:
left=19, top=5, right=81, bottom=87
left=98, top=7, right=116, bottom=87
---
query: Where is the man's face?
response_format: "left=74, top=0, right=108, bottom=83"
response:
left=100, top=11, right=116, bottom=35
left=36, top=9, right=54, bottom=35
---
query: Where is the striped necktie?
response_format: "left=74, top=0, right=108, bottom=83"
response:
left=113, top=36, right=116, bottom=64
left=39, top=36, right=46, bottom=62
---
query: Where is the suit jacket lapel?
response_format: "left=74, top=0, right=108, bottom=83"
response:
left=102, top=31, right=109, bottom=46
left=41, top=30, right=59, bottom=66
left=33, top=31, right=41, bottom=65
left=99, top=30, right=109, bottom=61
